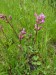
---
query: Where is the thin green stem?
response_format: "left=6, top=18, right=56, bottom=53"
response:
left=2, top=29, right=8, bottom=41
left=5, top=17, right=19, bottom=39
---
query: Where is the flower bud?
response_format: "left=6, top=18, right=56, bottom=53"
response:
left=19, top=34, right=24, bottom=40
left=21, top=28, right=26, bottom=34
left=34, top=24, right=42, bottom=31
left=34, top=24, right=38, bottom=30
left=0, top=14, right=6, bottom=20
left=37, top=26, right=42, bottom=30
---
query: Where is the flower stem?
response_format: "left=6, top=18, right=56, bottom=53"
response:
left=5, top=17, right=19, bottom=39
left=2, top=29, right=8, bottom=41
left=19, top=39, right=21, bottom=44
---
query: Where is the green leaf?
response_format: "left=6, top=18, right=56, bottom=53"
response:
left=37, top=61, right=41, bottom=65
left=32, top=56, right=39, bottom=61
left=32, top=61, right=41, bottom=65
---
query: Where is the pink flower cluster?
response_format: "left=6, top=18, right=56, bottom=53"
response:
left=34, top=13, right=45, bottom=24
left=0, top=13, right=45, bottom=41
left=19, top=28, right=26, bottom=40
left=34, top=13, right=45, bottom=31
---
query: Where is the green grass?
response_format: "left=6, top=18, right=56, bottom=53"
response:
left=0, top=0, right=56, bottom=75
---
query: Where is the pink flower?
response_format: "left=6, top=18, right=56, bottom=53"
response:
left=19, top=28, right=26, bottom=40
left=34, top=13, right=45, bottom=24
left=41, top=19, right=45, bottom=23
left=21, top=28, right=26, bottom=35
left=39, top=13, right=45, bottom=19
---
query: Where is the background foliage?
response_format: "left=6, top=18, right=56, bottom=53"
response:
left=0, top=0, right=56, bottom=75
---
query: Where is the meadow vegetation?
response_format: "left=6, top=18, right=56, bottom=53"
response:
left=0, top=0, right=56, bottom=75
